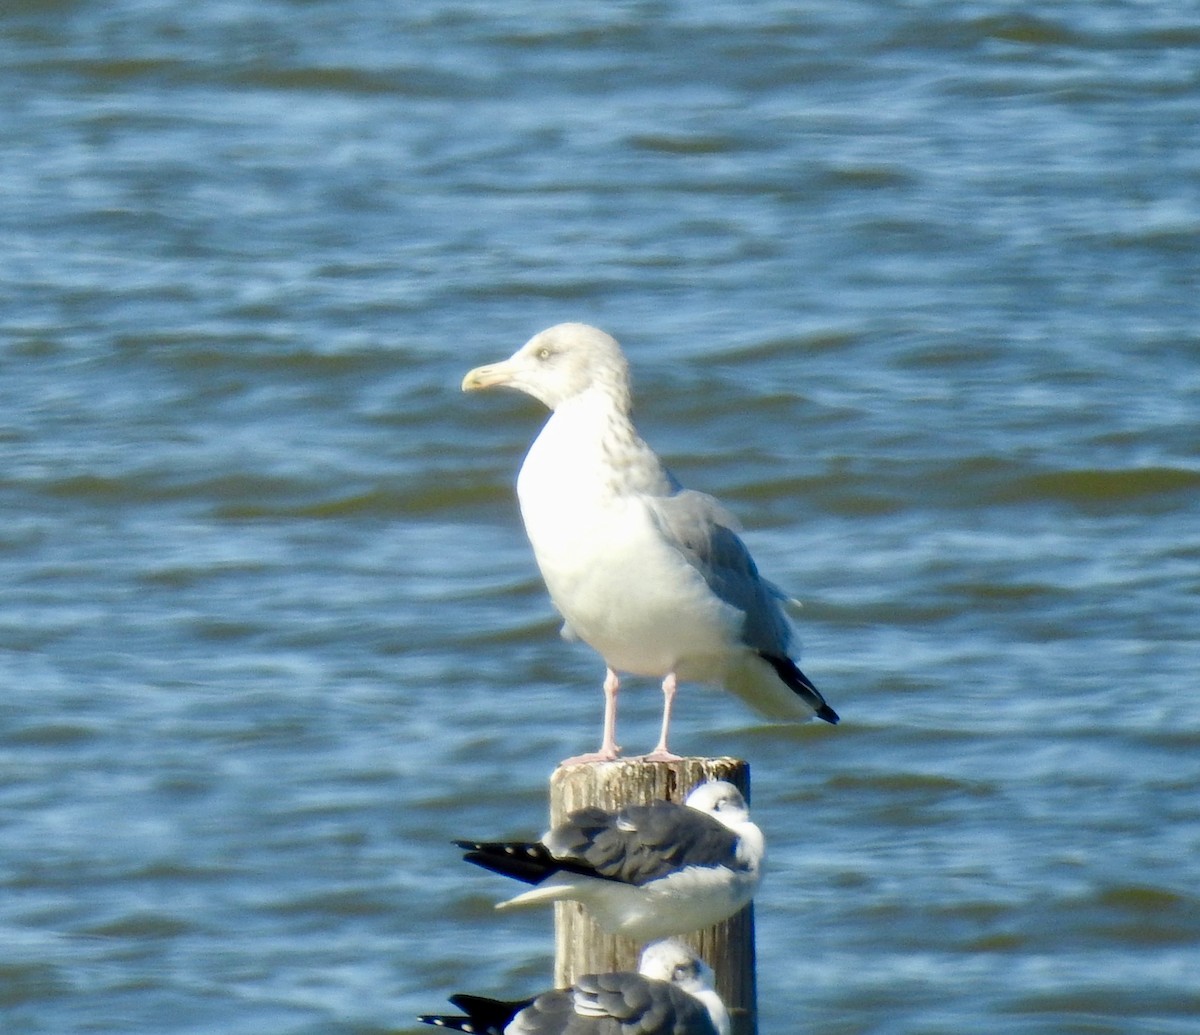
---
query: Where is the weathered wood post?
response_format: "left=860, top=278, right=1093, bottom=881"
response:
left=550, top=757, right=757, bottom=1035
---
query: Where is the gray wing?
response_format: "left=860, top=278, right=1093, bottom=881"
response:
left=644, top=487, right=793, bottom=656
left=504, top=989, right=576, bottom=1035
left=563, top=974, right=718, bottom=1035
left=545, top=800, right=744, bottom=886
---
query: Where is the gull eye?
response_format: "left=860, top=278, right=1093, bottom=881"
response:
left=536, top=346, right=554, bottom=361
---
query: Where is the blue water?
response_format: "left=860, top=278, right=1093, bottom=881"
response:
left=2, top=1, right=1198, bottom=1032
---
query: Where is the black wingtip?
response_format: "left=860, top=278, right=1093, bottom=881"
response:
left=417, top=1015, right=464, bottom=1031
left=760, top=653, right=840, bottom=725
left=453, top=840, right=560, bottom=885
left=816, top=702, right=840, bottom=725
left=437, top=993, right=533, bottom=1034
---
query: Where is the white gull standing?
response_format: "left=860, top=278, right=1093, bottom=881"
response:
left=418, top=938, right=731, bottom=1035
left=454, top=780, right=762, bottom=942
left=462, top=322, right=838, bottom=762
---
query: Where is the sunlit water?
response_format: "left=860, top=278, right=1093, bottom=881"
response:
left=2, top=1, right=1198, bottom=1032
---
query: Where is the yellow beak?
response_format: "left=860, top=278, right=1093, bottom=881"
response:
left=461, top=361, right=515, bottom=392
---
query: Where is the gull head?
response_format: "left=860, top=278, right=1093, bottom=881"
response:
left=461, top=322, right=631, bottom=412
left=684, top=780, right=751, bottom=828
left=638, top=938, right=717, bottom=989
left=638, top=940, right=731, bottom=1035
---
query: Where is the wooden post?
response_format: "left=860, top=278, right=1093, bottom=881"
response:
left=550, top=757, right=756, bottom=1035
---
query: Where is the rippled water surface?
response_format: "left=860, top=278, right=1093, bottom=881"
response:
left=2, top=1, right=1198, bottom=1032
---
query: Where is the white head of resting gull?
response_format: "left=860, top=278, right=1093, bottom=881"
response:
left=418, top=938, right=731, bottom=1035
left=454, top=779, right=763, bottom=943
left=462, top=322, right=838, bottom=763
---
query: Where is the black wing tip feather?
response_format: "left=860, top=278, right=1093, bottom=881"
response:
left=760, top=653, right=840, bottom=725
left=416, top=1015, right=467, bottom=1032
left=419, top=994, right=532, bottom=1035
left=416, top=1014, right=470, bottom=1032
left=453, top=839, right=562, bottom=885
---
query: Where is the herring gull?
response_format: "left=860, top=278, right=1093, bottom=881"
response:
left=454, top=780, right=762, bottom=942
left=418, top=938, right=730, bottom=1035
left=462, top=322, right=838, bottom=762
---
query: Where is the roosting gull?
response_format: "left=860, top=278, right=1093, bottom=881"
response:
left=418, top=938, right=731, bottom=1035
left=454, top=780, right=762, bottom=942
left=462, top=322, right=838, bottom=762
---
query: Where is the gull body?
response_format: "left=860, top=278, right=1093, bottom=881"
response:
left=455, top=780, right=763, bottom=943
left=463, top=322, right=838, bottom=762
left=419, top=938, right=731, bottom=1035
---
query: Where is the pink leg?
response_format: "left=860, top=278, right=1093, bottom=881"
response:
left=560, top=667, right=622, bottom=766
left=641, top=672, right=684, bottom=762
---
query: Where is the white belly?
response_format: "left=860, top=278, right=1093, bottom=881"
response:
left=517, top=421, right=739, bottom=678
